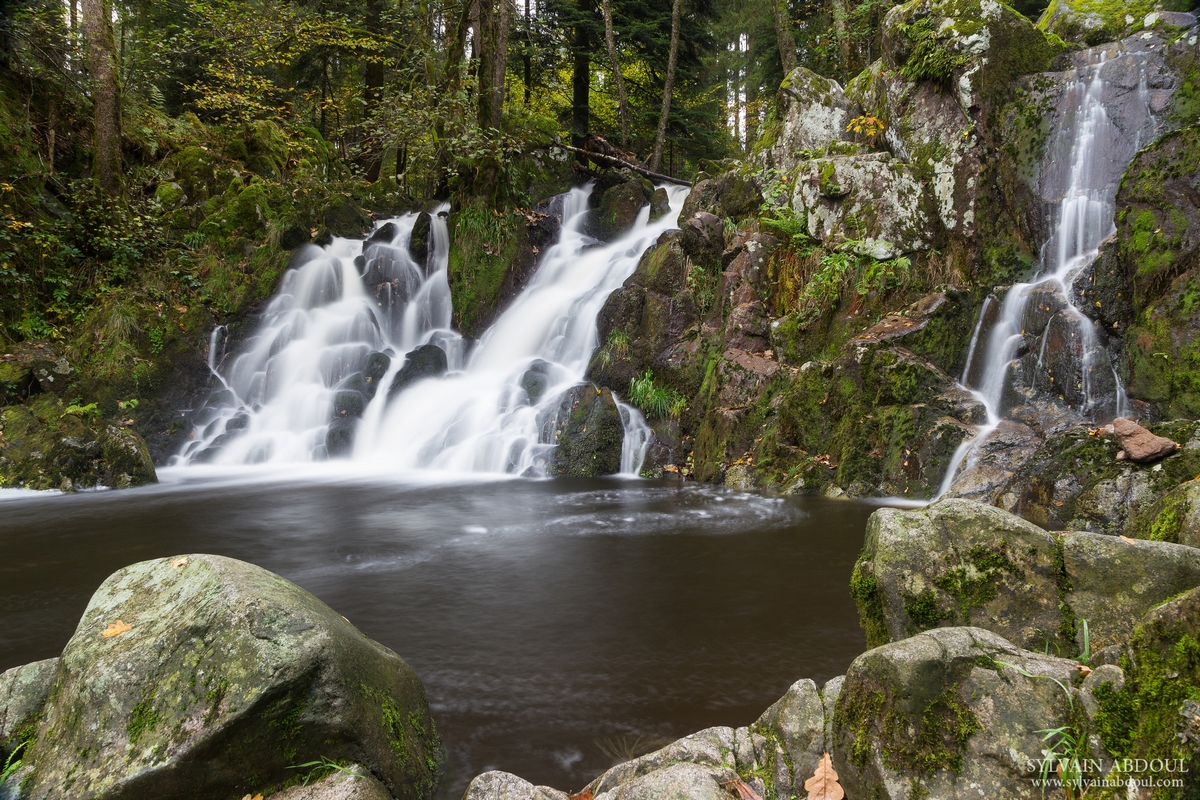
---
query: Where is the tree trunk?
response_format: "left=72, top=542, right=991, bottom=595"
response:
left=831, top=0, right=850, bottom=69
left=81, top=0, right=121, bottom=195
left=523, top=0, right=531, bottom=104
left=650, top=0, right=682, bottom=172
left=772, top=0, right=796, bottom=75
left=491, top=0, right=511, bottom=129
left=474, top=0, right=494, bottom=130
left=362, top=0, right=388, bottom=182
left=571, top=23, right=589, bottom=153
left=600, top=0, right=629, bottom=146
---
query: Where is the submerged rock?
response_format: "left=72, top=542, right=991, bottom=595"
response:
left=387, top=344, right=449, bottom=402
left=15, top=554, right=441, bottom=800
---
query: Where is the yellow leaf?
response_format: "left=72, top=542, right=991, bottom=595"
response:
left=803, top=753, right=845, bottom=800
left=101, top=620, right=132, bottom=638
left=170, top=557, right=189, bottom=569
left=1119, top=535, right=1136, bottom=544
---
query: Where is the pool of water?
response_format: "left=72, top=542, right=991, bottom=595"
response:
left=0, top=470, right=878, bottom=796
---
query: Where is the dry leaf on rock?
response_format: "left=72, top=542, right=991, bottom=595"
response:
left=1119, top=536, right=1136, bottom=544
left=568, top=791, right=593, bottom=800
left=241, top=794, right=263, bottom=800
left=101, top=620, right=132, bottom=638
left=803, top=752, right=844, bottom=800
left=170, top=557, right=189, bottom=569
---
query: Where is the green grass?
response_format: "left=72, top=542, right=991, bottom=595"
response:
left=629, top=370, right=687, bottom=419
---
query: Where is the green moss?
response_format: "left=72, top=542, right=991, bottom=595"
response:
left=904, top=589, right=951, bottom=631
left=127, top=701, right=160, bottom=747
left=447, top=200, right=522, bottom=336
left=851, top=560, right=890, bottom=648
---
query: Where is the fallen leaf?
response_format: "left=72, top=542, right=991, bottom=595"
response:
left=241, top=795, right=263, bottom=800
left=170, top=557, right=189, bottom=569
left=804, top=752, right=845, bottom=800
left=568, top=792, right=593, bottom=800
left=721, top=778, right=764, bottom=800
left=1119, top=535, right=1136, bottom=544
left=101, top=620, right=132, bottom=638
left=1078, top=665, right=1093, bottom=676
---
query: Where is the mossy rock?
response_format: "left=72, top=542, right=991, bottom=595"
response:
left=549, top=384, right=626, bottom=477
left=0, top=658, right=57, bottom=760
left=832, top=626, right=1079, bottom=800
left=16, top=554, right=442, bottom=800
left=853, top=498, right=1066, bottom=650
left=1124, top=478, right=1200, bottom=547
left=1038, top=0, right=1155, bottom=44
left=582, top=172, right=652, bottom=242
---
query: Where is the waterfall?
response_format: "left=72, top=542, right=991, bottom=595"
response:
left=937, top=40, right=1161, bottom=497
left=177, top=185, right=688, bottom=477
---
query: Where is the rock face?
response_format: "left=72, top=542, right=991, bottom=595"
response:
left=856, top=498, right=1200, bottom=654
left=852, top=499, right=1066, bottom=650
left=756, top=67, right=849, bottom=173
left=832, top=627, right=1080, bottom=800
left=462, top=771, right=569, bottom=800
left=273, top=765, right=395, bottom=800
left=15, top=554, right=441, bottom=800
left=549, top=384, right=626, bottom=477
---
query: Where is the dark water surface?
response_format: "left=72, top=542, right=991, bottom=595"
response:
left=0, top=470, right=877, bottom=796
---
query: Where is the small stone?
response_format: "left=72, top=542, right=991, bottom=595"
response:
left=1111, top=417, right=1179, bottom=463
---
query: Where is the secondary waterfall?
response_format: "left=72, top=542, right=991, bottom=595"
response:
left=938, top=40, right=1162, bottom=496
left=177, top=184, right=689, bottom=476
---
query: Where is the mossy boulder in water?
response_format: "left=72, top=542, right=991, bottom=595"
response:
left=0, top=395, right=156, bottom=491
left=13, top=554, right=442, bottom=800
left=852, top=499, right=1066, bottom=650
left=549, top=384, right=625, bottom=477
left=832, top=626, right=1080, bottom=800
left=582, top=171, right=653, bottom=242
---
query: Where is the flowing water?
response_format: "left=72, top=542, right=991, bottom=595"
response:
left=180, top=185, right=689, bottom=476
left=938, top=40, right=1162, bottom=495
left=0, top=476, right=873, bottom=797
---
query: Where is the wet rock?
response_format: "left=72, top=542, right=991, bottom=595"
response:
left=1111, top=417, right=1180, bottom=463
left=520, top=359, right=555, bottom=404
left=0, top=658, right=56, bottom=758
left=16, top=554, right=441, bottom=800
left=326, top=416, right=358, bottom=457
left=363, top=221, right=397, bottom=250
left=943, top=420, right=1040, bottom=506
left=408, top=212, right=432, bottom=268
left=273, top=765, right=394, bottom=800
left=1063, top=531, right=1200, bottom=651
left=832, top=627, right=1080, bottom=800
left=387, top=344, right=449, bottom=402
left=678, top=171, right=761, bottom=223
left=582, top=172, right=652, bottom=242
left=680, top=211, right=725, bottom=263
left=362, top=351, right=391, bottom=399
left=852, top=499, right=1065, bottom=650
left=462, top=771, right=569, bottom=800
left=648, top=188, right=671, bottom=223
left=549, top=384, right=625, bottom=477
left=756, top=67, right=849, bottom=173
left=332, top=390, right=366, bottom=419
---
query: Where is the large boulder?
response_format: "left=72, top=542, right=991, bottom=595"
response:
left=273, top=765, right=396, bottom=800
left=548, top=384, right=626, bottom=477
left=14, top=554, right=442, bottom=800
left=387, top=344, right=449, bottom=402
left=852, top=499, right=1066, bottom=650
left=756, top=67, right=850, bottom=173
left=461, top=771, right=569, bottom=800
left=583, top=172, right=653, bottom=243
left=832, top=627, right=1080, bottom=800
left=1125, top=478, right=1200, bottom=548
left=1063, top=531, right=1200, bottom=651
left=678, top=171, right=762, bottom=223
left=0, top=659, right=56, bottom=759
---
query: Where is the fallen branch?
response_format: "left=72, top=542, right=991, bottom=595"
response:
left=555, top=142, right=693, bottom=187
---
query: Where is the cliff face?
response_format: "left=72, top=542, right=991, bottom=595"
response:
left=580, top=1, right=1200, bottom=508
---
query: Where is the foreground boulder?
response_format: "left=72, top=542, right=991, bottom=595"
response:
left=0, top=659, right=56, bottom=758
left=12, top=554, right=442, bottom=800
left=548, top=383, right=626, bottom=477
left=832, top=627, right=1079, bottom=800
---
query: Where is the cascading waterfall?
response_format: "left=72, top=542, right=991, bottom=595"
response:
left=938, top=41, right=1160, bottom=497
left=178, top=184, right=689, bottom=476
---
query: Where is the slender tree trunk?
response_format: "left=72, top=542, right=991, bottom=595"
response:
left=772, top=0, right=796, bottom=75
left=650, top=0, right=682, bottom=172
left=522, top=0, right=531, bottom=104
left=571, top=23, right=589, bottom=153
left=490, top=0, right=511, bottom=129
left=474, top=0, right=494, bottom=130
left=600, top=0, right=629, bottom=146
left=46, top=101, right=57, bottom=174
left=81, top=0, right=120, bottom=195
left=831, top=0, right=850, bottom=70
left=362, top=0, right=388, bottom=182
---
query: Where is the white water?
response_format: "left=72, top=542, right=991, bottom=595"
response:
left=179, top=185, right=689, bottom=477
left=936, top=44, right=1159, bottom=498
